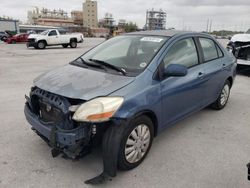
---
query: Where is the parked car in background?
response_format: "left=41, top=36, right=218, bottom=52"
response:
left=227, top=32, right=250, bottom=66
left=5, top=33, right=29, bottom=44
left=27, top=29, right=84, bottom=49
left=24, top=30, right=236, bottom=184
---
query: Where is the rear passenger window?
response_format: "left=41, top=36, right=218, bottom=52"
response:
left=216, top=45, right=223, bottom=58
left=199, top=38, right=218, bottom=61
left=163, top=38, right=198, bottom=68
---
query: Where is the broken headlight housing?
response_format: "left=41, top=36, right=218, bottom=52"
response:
left=72, top=97, right=124, bottom=123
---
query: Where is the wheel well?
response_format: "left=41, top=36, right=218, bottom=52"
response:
left=38, top=40, right=47, bottom=45
left=227, top=76, right=233, bottom=88
left=70, top=38, right=77, bottom=42
left=134, top=110, right=158, bottom=137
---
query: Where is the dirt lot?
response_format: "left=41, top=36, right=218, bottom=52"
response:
left=0, top=38, right=250, bottom=188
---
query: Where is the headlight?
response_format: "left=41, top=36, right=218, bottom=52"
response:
left=72, top=97, right=124, bottom=122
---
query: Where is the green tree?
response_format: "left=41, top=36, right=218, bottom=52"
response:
left=124, top=22, right=138, bottom=33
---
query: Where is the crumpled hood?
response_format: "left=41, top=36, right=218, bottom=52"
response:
left=34, top=64, right=135, bottom=100
left=28, top=34, right=39, bottom=39
left=231, top=34, right=250, bottom=42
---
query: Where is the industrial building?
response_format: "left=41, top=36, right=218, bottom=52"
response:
left=82, top=0, right=98, bottom=28
left=0, top=18, right=19, bottom=33
left=27, top=7, right=74, bottom=27
left=98, top=13, right=115, bottom=28
left=71, top=10, right=83, bottom=26
left=145, top=9, right=166, bottom=30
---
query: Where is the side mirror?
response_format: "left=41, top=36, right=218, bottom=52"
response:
left=164, top=64, right=188, bottom=77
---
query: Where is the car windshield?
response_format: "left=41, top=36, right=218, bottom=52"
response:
left=40, top=30, right=49, bottom=35
left=77, top=35, right=168, bottom=76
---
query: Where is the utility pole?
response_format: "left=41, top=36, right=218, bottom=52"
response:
left=206, top=19, right=209, bottom=32
left=209, top=19, right=213, bottom=33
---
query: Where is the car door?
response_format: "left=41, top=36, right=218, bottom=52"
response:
left=47, top=30, right=60, bottom=45
left=197, top=37, right=225, bottom=106
left=160, top=37, right=206, bottom=127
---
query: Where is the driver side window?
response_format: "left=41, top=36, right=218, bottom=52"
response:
left=163, top=38, right=198, bottom=68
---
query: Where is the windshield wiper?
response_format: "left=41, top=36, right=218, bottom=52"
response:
left=89, top=58, right=126, bottom=75
left=77, top=57, right=104, bottom=69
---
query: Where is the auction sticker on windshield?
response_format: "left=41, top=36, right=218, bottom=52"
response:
left=140, top=37, right=163, bottom=43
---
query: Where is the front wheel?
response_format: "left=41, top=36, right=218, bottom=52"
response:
left=118, top=115, right=154, bottom=170
left=37, top=41, right=46, bottom=49
left=211, top=80, right=231, bottom=110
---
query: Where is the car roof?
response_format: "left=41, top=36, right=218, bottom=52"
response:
left=125, top=30, right=197, bottom=37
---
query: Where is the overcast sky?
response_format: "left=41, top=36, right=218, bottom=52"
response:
left=1, top=0, right=250, bottom=31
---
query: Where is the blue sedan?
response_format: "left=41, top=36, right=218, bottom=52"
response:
left=24, top=30, right=237, bottom=184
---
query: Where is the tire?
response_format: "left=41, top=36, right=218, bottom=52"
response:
left=62, top=44, right=68, bottom=48
left=118, top=115, right=154, bottom=171
left=69, top=40, right=77, bottom=48
left=11, top=40, right=16, bottom=44
left=211, top=80, right=231, bottom=110
left=37, top=41, right=46, bottom=49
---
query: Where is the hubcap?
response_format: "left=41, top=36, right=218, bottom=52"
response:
left=72, top=42, right=76, bottom=47
left=38, top=42, right=44, bottom=48
left=125, top=124, right=151, bottom=164
left=220, top=84, right=230, bottom=106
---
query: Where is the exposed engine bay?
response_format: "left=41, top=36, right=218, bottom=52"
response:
left=227, top=34, right=250, bottom=66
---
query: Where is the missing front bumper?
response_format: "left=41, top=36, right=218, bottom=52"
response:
left=24, top=103, right=92, bottom=158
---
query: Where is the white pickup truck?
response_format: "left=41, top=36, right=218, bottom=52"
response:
left=27, top=29, right=84, bottom=49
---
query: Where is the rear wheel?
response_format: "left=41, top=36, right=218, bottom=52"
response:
left=211, top=80, right=231, bottom=110
left=70, top=40, right=77, bottom=48
left=11, top=40, right=16, bottom=44
left=118, top=115, right=154, bottom=170
left=37, top=41, right=46, bottom=49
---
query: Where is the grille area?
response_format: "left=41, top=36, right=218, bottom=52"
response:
left=30, top=87, right=75, bottom=130
left=28, top=38, right=35, bottom=43
left=39, top=100, right=64, bottom=123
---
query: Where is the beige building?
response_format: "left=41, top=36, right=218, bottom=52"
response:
left=82, top=0, right=98, bottom=28
left=27, top=7, right=74, bottom=27
left=35, top=18, right=74, bottom=27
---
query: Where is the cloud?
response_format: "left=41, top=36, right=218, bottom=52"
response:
left=1, top=0, right=250, bottom=31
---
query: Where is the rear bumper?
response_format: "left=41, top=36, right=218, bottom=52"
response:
left=24, top=103, right=88, bottom=146
left=78, top=39, right=84, bottom=43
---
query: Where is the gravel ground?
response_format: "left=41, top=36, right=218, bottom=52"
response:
left=0, top=38, right=250, bottom=188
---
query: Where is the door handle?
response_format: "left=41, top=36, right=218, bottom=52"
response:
left=222, top=64, right=226, bottom=70
left=197, top=72, right=204, bottom=78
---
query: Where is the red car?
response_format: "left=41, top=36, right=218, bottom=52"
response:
left=6, top=33, right=29, bottom=44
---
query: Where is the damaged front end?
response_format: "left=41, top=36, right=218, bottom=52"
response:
left=24, top=87, right=100, bottom=159
left=24, top=87, right=127, bottom=184
left=227, top=34, right=250, bottom=66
